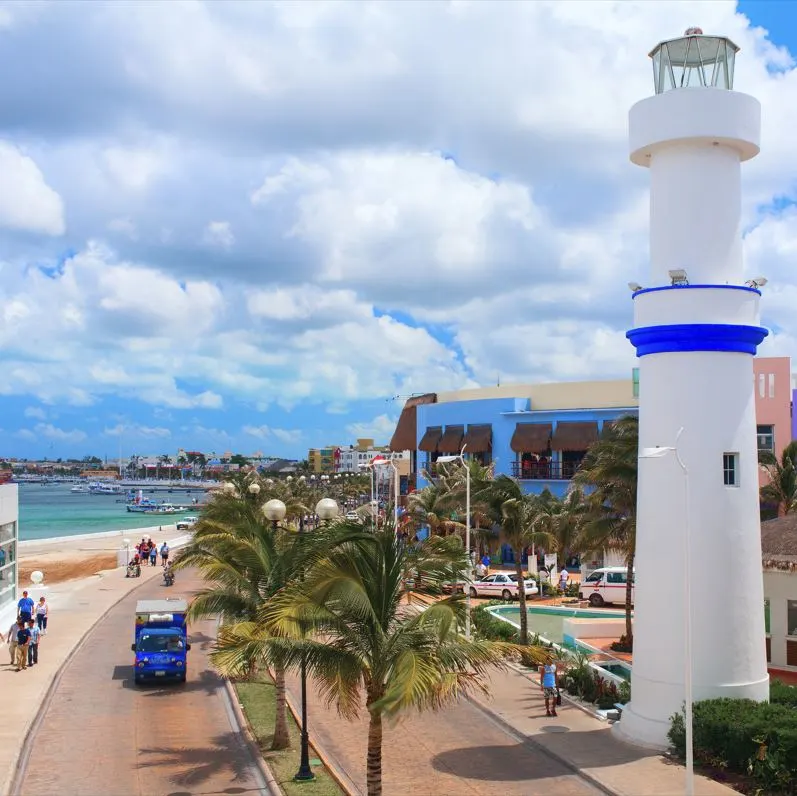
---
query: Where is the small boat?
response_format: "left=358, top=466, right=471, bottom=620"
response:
left=71, top=485, right=88, bottom=493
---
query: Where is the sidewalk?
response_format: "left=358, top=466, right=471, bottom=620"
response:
left=284, top=665, right=738, bottom=796
left=0, top=539, right=188, bottom=795
left=471, top=666, right=737, bottom=796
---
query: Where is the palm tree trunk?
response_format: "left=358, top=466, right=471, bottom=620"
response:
left=365, top=697, right=384, bottom=796
left=515, top=553, right=528, bottom=645
left=272, top=664, right=290, bottom=750
left=624, top=553, right=634, bottom=647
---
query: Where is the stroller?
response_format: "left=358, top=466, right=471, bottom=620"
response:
left=126, top=556, right=142, bottom=578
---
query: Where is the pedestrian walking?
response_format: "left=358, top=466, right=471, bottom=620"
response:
left=7, top=620, right=19, bottom=665
left=17, top=590, right=34, bottom=623
left=27, top=620, right=40, bottom=666
left=480, top=553, right=491, bottom=575
left=559, top=567, right=569, bottom=592
left=35, top=597, right=48, bottom=634
left=149, top=543, right=157, bottom=567
left=159, top=542, right=169, bottom=566
left=540, top=656, right=558, bottom=717
left=15, top=620, right=30, bottom=671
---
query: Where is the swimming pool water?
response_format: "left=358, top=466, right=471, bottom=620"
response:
left=490, top=605, right=627, bottom=644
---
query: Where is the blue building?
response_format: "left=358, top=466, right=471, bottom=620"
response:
left=389, top=377, right=639, bottom=497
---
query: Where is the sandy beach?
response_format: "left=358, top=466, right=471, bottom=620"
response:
left=19, top=525, right=178, bottom=585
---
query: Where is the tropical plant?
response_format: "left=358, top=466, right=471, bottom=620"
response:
left=213, top=525, right=547, bottom=796
left=407, top=477, right=457, bottom=537
left=172, top=476, right=333, bottom=750
left=475, top=475, right=554, bottom=644
left=574, top=415, right=638, bottom=647
left=759, top=441, right=797, bottom=517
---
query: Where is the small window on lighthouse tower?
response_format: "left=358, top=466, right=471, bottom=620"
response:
left=723, top=453, right=739, bottom=487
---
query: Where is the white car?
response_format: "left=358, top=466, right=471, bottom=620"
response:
left=468, top=572, right=539, bottom=600
left=176, top=516, right=198, bottom=531
left=579, top=566, right=635, bottom=607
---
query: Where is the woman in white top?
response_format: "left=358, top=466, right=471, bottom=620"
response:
left=35, top=597, right=48, bottom=634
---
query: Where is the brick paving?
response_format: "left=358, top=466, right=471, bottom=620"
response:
left=284, top=670, right=601, bottom=796
left=14, top=569, right=264, bottom=796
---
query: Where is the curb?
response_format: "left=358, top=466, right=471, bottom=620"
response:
left=223, top=678, right=283, bottom=796
left=279, top=675, right=358, bottom=796
left=464, top=691, right=621, bottom=796
left=7, top=566, right=163, bottom=796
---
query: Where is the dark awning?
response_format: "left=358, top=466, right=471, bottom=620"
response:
left=510, top=423, right=552, bottom=454
left=462, top=424, right=492, bottom=453
left=437, top=425, right=465, bottom=454
left=389, top=393, right=437, bottom=451
left=551, top=421, right=599, bottom=452
left=418, top=426, right=443, bottom=452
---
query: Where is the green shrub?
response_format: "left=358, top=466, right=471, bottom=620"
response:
left=471, top=603, right=518, bottom=642
left=771, top=679, right=797, bottom=708
left=668, top=698, right=797, bottom=793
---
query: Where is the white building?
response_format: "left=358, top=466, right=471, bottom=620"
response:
left=0, top=482, right=19, bottom=623
left=761, top=516, right=797, bottom=673
left=619, top=29, right=769, bottom=749
left=337, top=439, right=409, bottom=474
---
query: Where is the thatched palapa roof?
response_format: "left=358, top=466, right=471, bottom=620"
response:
left=761, top=514, right=797, bottom=572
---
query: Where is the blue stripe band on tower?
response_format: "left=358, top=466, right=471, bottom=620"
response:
left=626, top=323, right=769, bottom=357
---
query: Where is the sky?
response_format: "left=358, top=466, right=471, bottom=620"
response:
left=1, top=0, right=797, bottom=462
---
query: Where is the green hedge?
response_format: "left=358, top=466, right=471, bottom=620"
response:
left=771, top=679, right=797, bottom=709
left=668, top=694, right=797, bottom=793
left=471, top=602, right=518, bottom=642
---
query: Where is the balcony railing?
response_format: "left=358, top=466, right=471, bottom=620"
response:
left=511, top=460, right=582, bottom=480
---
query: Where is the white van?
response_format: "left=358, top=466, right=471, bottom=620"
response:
left=579, top=566, right=635, bottom=607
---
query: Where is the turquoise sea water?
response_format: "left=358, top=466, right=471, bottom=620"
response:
left=18, top=483, right=205, bottom=541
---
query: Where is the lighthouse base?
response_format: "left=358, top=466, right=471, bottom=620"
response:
left=611, top=703, right=672, bottom=751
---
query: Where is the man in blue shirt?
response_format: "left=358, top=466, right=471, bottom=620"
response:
left=17, top=591, right=34, bottom=624
left=27, top=619, right=40, bottom=666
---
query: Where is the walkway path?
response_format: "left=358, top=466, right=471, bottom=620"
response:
left=13, top=568, right=266, bottom=796
left=285, top=665, right=738, bottom=796
left=284, top=670, right=601, bottom=796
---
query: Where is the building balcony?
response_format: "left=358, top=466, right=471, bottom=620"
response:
left=511, top=460, right=581, bottom=480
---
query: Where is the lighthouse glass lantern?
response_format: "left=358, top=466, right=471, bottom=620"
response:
left=651, top=28, right=738, bottom=94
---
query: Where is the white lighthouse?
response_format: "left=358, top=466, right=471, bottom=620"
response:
left=620, top=30, right=769, bottom=749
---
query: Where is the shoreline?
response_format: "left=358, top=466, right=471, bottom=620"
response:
left=19, top=524, right=179, bottom=550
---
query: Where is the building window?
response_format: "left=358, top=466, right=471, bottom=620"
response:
left=769, top=373, right=775, bottom=399
left=758, top=373, right=765, bottom=398
left=723, top=453, right=739, bottom=487
left=788, top=600, right=797, bottom=637
left=757, top=425, right=775, bottom=454
left=632, top=367, right=640, bottom=398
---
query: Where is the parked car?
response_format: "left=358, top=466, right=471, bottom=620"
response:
left=579, top=566, right=635, bottom=607
left=176, top=516, right=199, bottom=531
left=468, top=572, right=539, bottom=600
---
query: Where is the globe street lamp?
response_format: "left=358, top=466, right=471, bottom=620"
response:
left=223, top=481, right=236, bottom=495
left=294, top=496, right=338, bottom=783
left=263, top=498, right=287, bottom=529
left=248, top=482, right=261, bottom=497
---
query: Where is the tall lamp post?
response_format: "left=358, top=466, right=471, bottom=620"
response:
left=290, top=496, right=338, bottom=783
left=436, top=444, right=470, bottom=639
left=639, top=427, right=692, bottom=796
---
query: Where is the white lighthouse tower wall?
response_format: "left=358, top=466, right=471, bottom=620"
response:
left=620, top=37, right=769, bottom=750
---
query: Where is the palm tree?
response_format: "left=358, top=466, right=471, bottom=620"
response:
left=535, top=486, right=588, bottom=570
left=759, top=441, right=797, bottom=517
left=574, top=415, right=638, bottom=647
left=213, top=525, right=545, bottom=796
left=475, top=475, right=554, bottom=644
left=407, top=478, right=456, bottom=537
left=173, top=477, right=331, bottom=750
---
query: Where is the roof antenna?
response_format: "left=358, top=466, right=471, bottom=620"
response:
left=497, top=373, right=501, bottom=387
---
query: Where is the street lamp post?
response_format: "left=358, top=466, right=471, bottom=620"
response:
left=436, top=445, right=471, bottom=640
left=639, top=427, right=692, bottom=796
left=290, top=496, right=338, bottom=783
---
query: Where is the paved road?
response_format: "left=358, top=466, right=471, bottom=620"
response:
left=16, top=570, right=267, bottom=796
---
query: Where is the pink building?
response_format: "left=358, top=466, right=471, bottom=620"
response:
left=754, top=358, right=792, bottom=482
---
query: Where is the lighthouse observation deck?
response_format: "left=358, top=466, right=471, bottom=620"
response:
left=650, top=28, right=739, bottom=94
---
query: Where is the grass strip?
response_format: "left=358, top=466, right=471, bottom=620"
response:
left=236, top=675, right=344, bottom=796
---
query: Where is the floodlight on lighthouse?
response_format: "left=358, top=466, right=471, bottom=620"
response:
left=745, top=277, right=768, bottom=288
left=668, top=269, right=689, bottom=286
left=628, top=282, right=643, bottom=293
left=650, top=29, right=739, bottom=94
